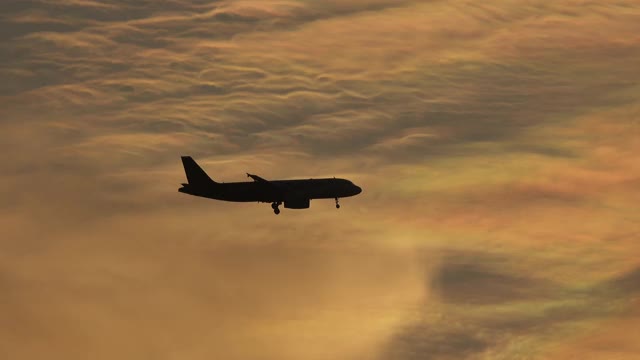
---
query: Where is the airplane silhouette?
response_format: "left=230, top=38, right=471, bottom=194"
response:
left=178, top=156, right=362, bottom=214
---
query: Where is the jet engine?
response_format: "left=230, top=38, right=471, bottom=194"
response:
left=284, top=198, right=310, bottom=209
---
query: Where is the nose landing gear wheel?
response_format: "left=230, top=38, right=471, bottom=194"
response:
left=335, top=198, right=340, bottom=209
left=274, top=208, right=280, bottom=215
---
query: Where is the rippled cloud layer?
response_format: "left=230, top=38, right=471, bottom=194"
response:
left=1, top=1, right=639, bottom=359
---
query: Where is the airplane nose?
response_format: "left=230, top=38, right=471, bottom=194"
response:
left=354, top=185, right=362, bottom=195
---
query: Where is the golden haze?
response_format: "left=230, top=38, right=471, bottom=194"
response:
left=1, top=1, right=639, bottom=359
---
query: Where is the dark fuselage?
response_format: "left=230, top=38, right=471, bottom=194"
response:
left=179, top=177, right=361, bottom=203
left=178, top=156, right=362, bottom=213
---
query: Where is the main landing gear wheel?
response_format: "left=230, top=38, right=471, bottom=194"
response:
left=271, top=201, right=281, bottom=215
left=335, top=198, right=340, bottom=209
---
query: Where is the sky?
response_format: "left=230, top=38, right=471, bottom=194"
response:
left=1, top=0, right=639, bottom=359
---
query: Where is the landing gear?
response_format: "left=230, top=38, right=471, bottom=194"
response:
left=271, top=201, right=282, bottom=215
left=335, top=197, right=340, bottom=209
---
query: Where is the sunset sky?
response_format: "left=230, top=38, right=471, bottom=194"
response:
left=1, top=1, right=639, bottom=359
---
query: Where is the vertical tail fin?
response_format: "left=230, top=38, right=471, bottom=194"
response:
left=181, top=156, right=217, bottom=187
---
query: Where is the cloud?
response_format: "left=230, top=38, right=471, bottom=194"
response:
left=431, top=253, right=555, bottom=305
left=1, top=0, right=640, bottom=359
left=381, top=250, right=638, bottom=360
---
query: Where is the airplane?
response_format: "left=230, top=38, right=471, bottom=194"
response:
left=178, top=156, right=362, bottom=214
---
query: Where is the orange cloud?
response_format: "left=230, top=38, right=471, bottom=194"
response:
left=2, top=0, right=640, bottom=359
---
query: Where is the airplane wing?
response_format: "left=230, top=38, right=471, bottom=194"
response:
left=247, top=173, right=287, bottom=195
left=247, top=173, right=270, bottom=183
